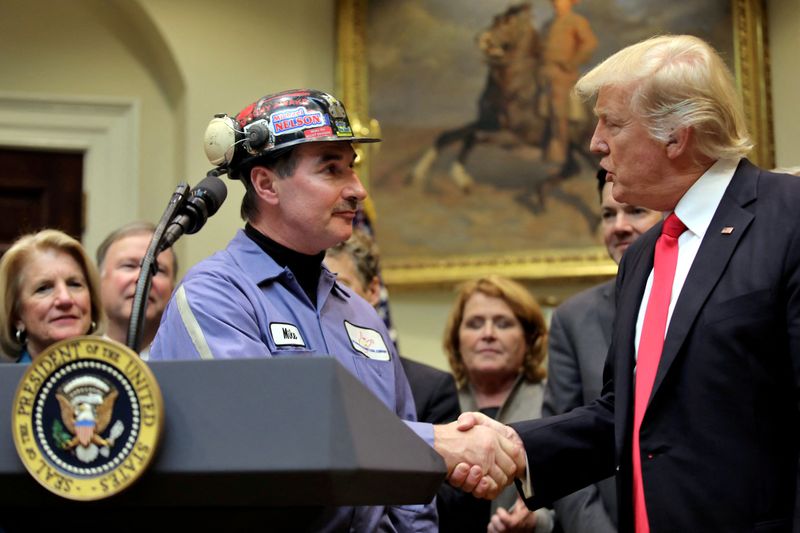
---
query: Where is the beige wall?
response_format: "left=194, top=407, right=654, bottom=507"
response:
left=769, top=0, right=800, bottom=169
left=0, top=0, right=334, bottom=269
left=0, top=1, right=797, bottom=369
left=0, top=0, right=179, bottom=254
left=136, top=0, right=336, bottom=270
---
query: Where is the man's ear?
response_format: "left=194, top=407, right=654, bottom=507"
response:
left=364, top=275, right=382, bottom=308
left=250, top=166, right=280, bottom=206
left=666, top=126, right=691, bottom=160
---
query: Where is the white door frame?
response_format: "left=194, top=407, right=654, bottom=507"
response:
left=0, top=92, right=139, bottom=256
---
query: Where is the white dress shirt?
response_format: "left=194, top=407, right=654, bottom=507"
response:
left=634, top=157, right=740, bottom=356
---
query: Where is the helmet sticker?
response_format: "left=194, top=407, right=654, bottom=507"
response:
left=304, top=126, right=335, bottom=139
left=235, top=102, right=257, bottom=128
left=334, top=119, right=353, bottom=136
left=269, top=107, right=328, bottom=136
left=321, top=93, right=347, bottom=118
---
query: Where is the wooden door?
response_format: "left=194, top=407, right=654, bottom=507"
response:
left=0, top=148, right=84, bottom=255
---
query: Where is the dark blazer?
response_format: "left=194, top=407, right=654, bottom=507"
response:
left=400, top=357, right=460, bottom=424
left=543, top=280, right=618, bottom=533
left=514, top=160, right=800, bottom=533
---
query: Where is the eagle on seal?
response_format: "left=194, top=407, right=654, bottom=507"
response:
left=57, top=389, right=118, bottom=450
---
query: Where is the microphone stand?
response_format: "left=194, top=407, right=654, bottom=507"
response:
left=126, top=182, right=190, bottom=352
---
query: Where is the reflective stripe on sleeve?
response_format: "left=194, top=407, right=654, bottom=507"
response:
left=175, top=285, right=215, bottom=360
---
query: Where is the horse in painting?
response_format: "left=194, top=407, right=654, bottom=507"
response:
left=409, top=2, right=596, bottom=214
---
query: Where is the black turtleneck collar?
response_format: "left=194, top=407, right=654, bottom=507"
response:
left=244, top=224, right=325, bottom=306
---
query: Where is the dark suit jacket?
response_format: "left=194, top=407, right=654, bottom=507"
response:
left=544, top=280, right=618, bottom=533
left=514, top=160, right=800, bottom=533
left=400, top=357, right=460, bottom=424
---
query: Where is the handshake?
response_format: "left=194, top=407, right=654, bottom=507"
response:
left=433, top=411, right=527, bottom=500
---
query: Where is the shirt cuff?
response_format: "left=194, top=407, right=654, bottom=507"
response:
left=520, top=455, right=534, bottom=498
left=404, top=420, right=434, bottom=446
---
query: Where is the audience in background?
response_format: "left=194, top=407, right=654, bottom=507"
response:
left=542, top=168, right=662, bottom=533
left=96, top=221, right=177, bottom=359
left=0, top=229, right=105, bottom=363
left=444, top=275, right=554, bottom=532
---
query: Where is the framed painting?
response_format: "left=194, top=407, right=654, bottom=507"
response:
left=336, top=0, right=772, bottom=287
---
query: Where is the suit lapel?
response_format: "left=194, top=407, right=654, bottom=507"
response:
left=649, top=161, right=758, bottom=402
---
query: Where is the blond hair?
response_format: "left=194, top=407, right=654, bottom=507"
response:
left=443, top=275, right=547, bottom=388
left=576, top=34, right=752, bottom=160
left=0, top=229, right=106, bottom=359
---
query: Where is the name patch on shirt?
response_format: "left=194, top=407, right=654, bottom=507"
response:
left=344, top=321, right=390, bottom=361
left=270, top=322, right=306, bottom=347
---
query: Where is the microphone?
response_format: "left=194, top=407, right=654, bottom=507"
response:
left=159, top=174, right=228, bottom=252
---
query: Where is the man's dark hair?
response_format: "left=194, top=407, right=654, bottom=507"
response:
left=238, top=148, right=299, bottom=221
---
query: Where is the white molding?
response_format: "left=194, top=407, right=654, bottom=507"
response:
left=0, top=92, right=139, bottom=256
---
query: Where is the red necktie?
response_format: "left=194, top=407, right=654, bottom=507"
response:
left=632, top=212, right=686, bottom=533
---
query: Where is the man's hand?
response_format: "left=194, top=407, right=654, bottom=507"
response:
left=488, top=496, right=536, bottom=532
left=433, top=414, right=526, bottom=499
left=447, top=412, right=527, bottom=498
left=456, top=411, right=525, bottom=457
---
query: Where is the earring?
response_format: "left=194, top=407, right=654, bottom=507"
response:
left=90, top=321, right=97, bottom=332
left=15, top=327, right=26, bottom=345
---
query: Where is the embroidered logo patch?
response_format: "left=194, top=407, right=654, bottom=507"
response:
left=344, top=321, right=390, bottom=361
left=270, top=323, right=306, bottom=347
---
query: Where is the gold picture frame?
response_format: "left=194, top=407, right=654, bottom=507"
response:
left=336, top=0, right=773, bottom=288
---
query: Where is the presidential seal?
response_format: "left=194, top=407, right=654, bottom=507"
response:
left=11, top=336, right=163, bottom=501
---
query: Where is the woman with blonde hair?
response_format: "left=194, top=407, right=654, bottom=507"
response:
left=444, top=275, right=553, bottom=532
left=0, top=229, right=105, bottom=362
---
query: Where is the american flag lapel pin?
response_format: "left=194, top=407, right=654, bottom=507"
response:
left=721, top=226, right=734, bottom=235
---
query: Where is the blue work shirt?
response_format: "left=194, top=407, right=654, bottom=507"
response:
left=151, top=230, right=437, bottom=532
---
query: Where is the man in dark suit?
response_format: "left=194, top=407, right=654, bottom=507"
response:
left=543, top=169, right=662, bottom=533
left=401, top=357, right=461, bottom=424
left=456, top=34, right=800, bottom=532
